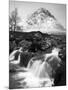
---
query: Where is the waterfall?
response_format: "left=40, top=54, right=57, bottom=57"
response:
left=11, top=47, right=61, bottom=88
left=13, top=54, right=54, bottom=87
left=27, top=59, right=52, bottom=79
left=27, top=48, right=61, bottom=79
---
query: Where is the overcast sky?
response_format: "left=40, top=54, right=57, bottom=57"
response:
left=9, top=0, right=66, bottom=28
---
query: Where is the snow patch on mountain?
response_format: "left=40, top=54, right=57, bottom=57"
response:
left=24, top=8, right=65, bottom=34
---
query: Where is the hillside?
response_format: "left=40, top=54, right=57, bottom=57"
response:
left=9, top=31, right=66, bottom=55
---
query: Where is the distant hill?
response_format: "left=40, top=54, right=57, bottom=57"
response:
left=9, top=31, right=66, bottom=43
left=9, top=31, right=50, bottom=41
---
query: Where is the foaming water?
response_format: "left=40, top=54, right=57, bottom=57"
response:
left=9, top=47, right=22, bottom=64
left=52, top=48, right=60, bottom=56
left=13, top=66, right=53, bottom=88
left=27, top=59, right=52, bottom=79
left=45, top=48, right=60, bottom=59
left=10, top=47, right=61, bottom=88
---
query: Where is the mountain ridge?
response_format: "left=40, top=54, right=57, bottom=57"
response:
left=25, top=8, right=66, bottom=34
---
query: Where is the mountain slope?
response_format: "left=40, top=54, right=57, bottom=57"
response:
left=25, top=8, right=66, bottom=34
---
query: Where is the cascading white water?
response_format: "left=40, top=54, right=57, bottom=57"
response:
left=27, top=59, right=52, bottom=79
left=27, top=48, right=61, bottom=79
left=14, top=60, right=53, bottom=88
left=9, top=47, right=22, bottom=64
left=11, top=47, right=61, bottom=88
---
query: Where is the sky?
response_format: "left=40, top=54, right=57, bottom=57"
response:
left=9, top=0, right=66, bottom=29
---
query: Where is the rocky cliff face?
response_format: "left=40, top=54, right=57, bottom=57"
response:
left=26, top=8, right=65, bottom=34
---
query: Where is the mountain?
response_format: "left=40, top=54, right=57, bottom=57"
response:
left=25, top=8, right=66, bottom=35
